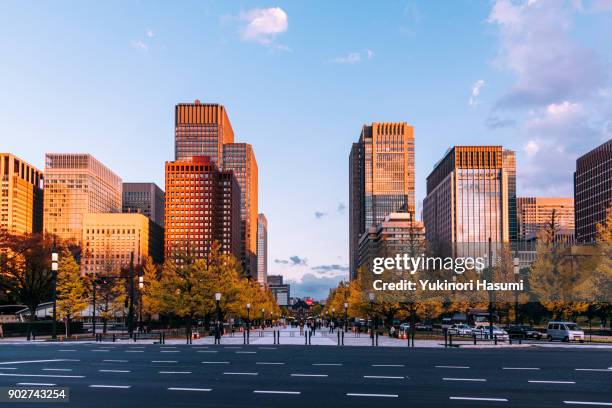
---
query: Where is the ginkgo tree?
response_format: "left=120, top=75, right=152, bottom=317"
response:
left=56, top=250, right=88, bottom=337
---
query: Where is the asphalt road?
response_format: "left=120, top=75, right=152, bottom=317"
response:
left=0, top=343, right=611, bottom=408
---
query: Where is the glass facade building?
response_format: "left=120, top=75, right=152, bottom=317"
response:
left=257, top=213, right=268, bottom=285
left=517, top=197, right=575, bottom=242
left=43, top=154, right=122, bottom=245
left=122, top=182, right=165, bottom=228
left=574, top=139, right=611, bottom=243
left=423, top=146, right=515, bottom=257
left=0, top=153, right=43, bottom=234
left=349, top=122, right=415, bottom=279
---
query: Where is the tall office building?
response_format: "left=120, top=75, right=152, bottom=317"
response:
left=43, top=154, right=122, bottom=244
left=164, top=156, right=240, bottom=261
left=81, top=213, right=164, bottom=274
left=503, top=150, right=517, bottom=242
left=257, top=213, right=268, bottom=285
left=267, top=275, right=290, bottom=306
left=122, top=182, right=165, bottom=228
left=574, top=139, right=612, bottom=243
left=422, top=146, right=516, bottom=256
left=222, top=143, right=258, bottom=276
left=517, top=197, right=575, bottom=242
left=0, top=153, right=43, bottom=234
left=349, top=122, right=415, bottom=279
left=174, top=101, right=234, bottom=164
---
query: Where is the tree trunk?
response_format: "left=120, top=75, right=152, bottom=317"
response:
left=27, top=307, right=36, bottom=341
left=103, top=318, right=107, bottom=334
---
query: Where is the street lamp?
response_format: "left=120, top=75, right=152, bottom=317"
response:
left=246, top=303, right=251, bottom=338
left=344, top=302, right=348, bottom=332
left=51, top=245, right=58, bottom=341
left=261, top=308, right=265, bottom=328
left=368, top=292, right=376, bottom=333
left=215, top=292, right=222, bottom=344
left=138, top=273, right=144, bottom=331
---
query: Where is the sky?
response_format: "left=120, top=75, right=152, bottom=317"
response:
left=1, top=0, right=611, bottom=300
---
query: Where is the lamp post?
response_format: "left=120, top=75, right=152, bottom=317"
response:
left=127, top=252, right=135, bottom=338
left=138, top=273, right=144, bottom=331
left=51, top=244, right=58, bottom=341
left=92, top=279, right=97, bottom=335
left=368, top=292, right=376, bottom=334
left=246, top=303, right=251, bottom=339
left=344, top=302, right=348, bottom=332
left=261, top=308, right=265, bottom=328
left=513, top=256, right=520, bottom=325
left=215, top=292, right=222, bottom=344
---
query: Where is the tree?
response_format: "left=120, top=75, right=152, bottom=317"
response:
left=0, top=230, right=55, bottom=340
left=56, top=250, right=88, bottom=337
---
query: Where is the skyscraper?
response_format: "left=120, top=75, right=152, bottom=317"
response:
left=122, top=182, right=165, bottom=228
left=164, top=156, right=240, bottom=261
left=422, top=146, right=516, bottom=256
left=349, top=122, right=415, bottom=279
left=0, top=153, right=43, bottom=234
left=574, top=139, right=612, bottom=243
left=517, top=197, right=575, bottom=242
left=222, top=143, right=258, bottom=276
left=43, top=154, right=122, bottom=244
left=257, top=213, right=268, bottom=285
left=174, top=101, right=234, bottom=164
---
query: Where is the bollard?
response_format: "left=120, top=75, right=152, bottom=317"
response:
left=337, top=331, right=340, bottom=345
left=309, top=331, right=312, bottom=345
left=371, top=331, right=375, bottom=347
left=305, top=332, right=308, bottom=345
left=494, top=335, right=498, bottom=345
left=376, top=332, right=379, bottom=347
left=509, top=336, right=512, bottom=345
left=341, top=331, right=344, bottom=346
left=243, top=331, right=246, bottom=345
left=473, top=333, right=477, bottom=345
left=444, top=330, right=448, bottom=348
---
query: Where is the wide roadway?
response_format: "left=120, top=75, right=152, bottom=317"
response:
left=0, top=343, right=611, bottom=408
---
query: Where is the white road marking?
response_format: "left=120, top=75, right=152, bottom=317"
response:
left=223, top=372, right=258, bottom=375
left=529, top=380, right=575, bottom=384
left=436, top=365, right=470, bottom=369
left=0, top=368, right=17, bottom=370
left=168, top=387, right=212, bottom=392
left=290, top=374, right=328, bottom=377
left=202, top=361, right=229, bottom=364
left=503, top=367, right=540, bottom=370
left=161, top=351, right=180, bottom=353
left=152, top=361, right=177, bottom=363
left=42, top=369, right=72, bottom=372
left=312, top=363, right=342, bottom=366
left=58, top=350, right=76, bottom=352
left=103, top=360, right=128, bottom=363
left=99, top=370, right=131, bottom=373
left=256, top=362, right=284, bottom=365
left=160, top=347, right=176, bottom=349
left=254, top=390, right=300, bottom=395
left=197, top=351, right=218, bottom=353
left=0, top=359, right=78, bottom=365
left=563, top=402, right=612, bottom=406
left=0, top=373, right=84, bottom=378
left=89, top=385, right=131, bottom=389
left=159, top=371, right=191, bottom=374
left=129, top=347, right=146, bottom=349
left=450, top=397, right=508, bottom=402
left=575, top=369, right=612, bottom=372
left=17, top=383, right=55, bottom=386
left=372, top=364, right=404, bottom=367
left=92, top=350, right=110, bottom=352
left=224, top=347, right=241, bottom=349
left=363, top=375, right=405, bottom=379
left=347, top=393, right=398, bottom=398
left=444, top=377, right=487, bottom=382
left=236, top=351, right=257, bottom=354
left=125, top=351, right=144, bottom=353
left=258, top=347, right=277, bottom=350
left=193, top=347, right=208, bottom=349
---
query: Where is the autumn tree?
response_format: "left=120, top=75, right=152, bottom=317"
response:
left=56, top=250, right=88, bottom=337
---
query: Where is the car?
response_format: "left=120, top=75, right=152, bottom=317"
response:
left=472, top=325, right=509, bottom=341
left=415, top=322, right=433, bottom=331
left=397, top=323, right=411, bottom=339
left=506, top=325, right=543, bottom=340
left=448, top=324, right=472, bottom=335
left=546, top=321, right=584, bottom=342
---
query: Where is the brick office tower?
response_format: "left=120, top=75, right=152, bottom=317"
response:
left=423, top=146, right=516, bottom=258
left=575, top=139, right=612, bottom=243
left=349, top=122, right=415, bottom=280
left=0, top=153, right=44, bottom=234
left=173, top=101, right=259, bottom=276
left=164, top=156, right=240, bottom=261
left=44, top=153, right=122, bottom=245
left=256, top=213, right=268, bottom=285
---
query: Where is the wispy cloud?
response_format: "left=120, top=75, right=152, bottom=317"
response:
left=238, top=7, right=288, bottom=47
left=146, top=29, right=154, bottom=38
left=314, top=211, right=327, bottom=219
left=131, top=40, right=149, bottom=51
left=337, top=203, right=346, bottom=213
left=330, top=49, right=374, bottom=64
left=469, top=79, right=485, bottom=107
left=274, top=256, right=308, bottom=266
left=311, top=264, right=349, bottom=274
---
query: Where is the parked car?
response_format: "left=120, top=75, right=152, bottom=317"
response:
left=415, top=322, right=433, bottom=331
left=506, top=325, right=542, bottom=340
left=546, top=321, right=584, bottom=342
left=449, top=324, right=472, bottom=335
left=397, top=323, right=411, bottom=339
left=472, top=326, right=509, bottom=341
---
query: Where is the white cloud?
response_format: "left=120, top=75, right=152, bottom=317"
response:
left=239, top=7, right=288, bottom=45
left=330, top=49, right=375, bottom=65
left=469, top=79, right=485, bottom=107
left=146, top=29, right=154, bottom=38
left=130, top=40, right=149, bottom=51
left=524, top=140, right=540, bottom=156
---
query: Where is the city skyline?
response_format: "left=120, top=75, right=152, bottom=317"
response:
left=2, top=1, right=611, bottom=299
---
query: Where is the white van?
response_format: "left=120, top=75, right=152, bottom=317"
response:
left=546, top=321, right=584, bottom=342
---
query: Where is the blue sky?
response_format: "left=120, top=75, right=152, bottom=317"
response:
left=1, top=0, right=611, bottom=299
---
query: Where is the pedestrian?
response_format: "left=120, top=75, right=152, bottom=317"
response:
left=0, top=323, right=3, bottom=339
